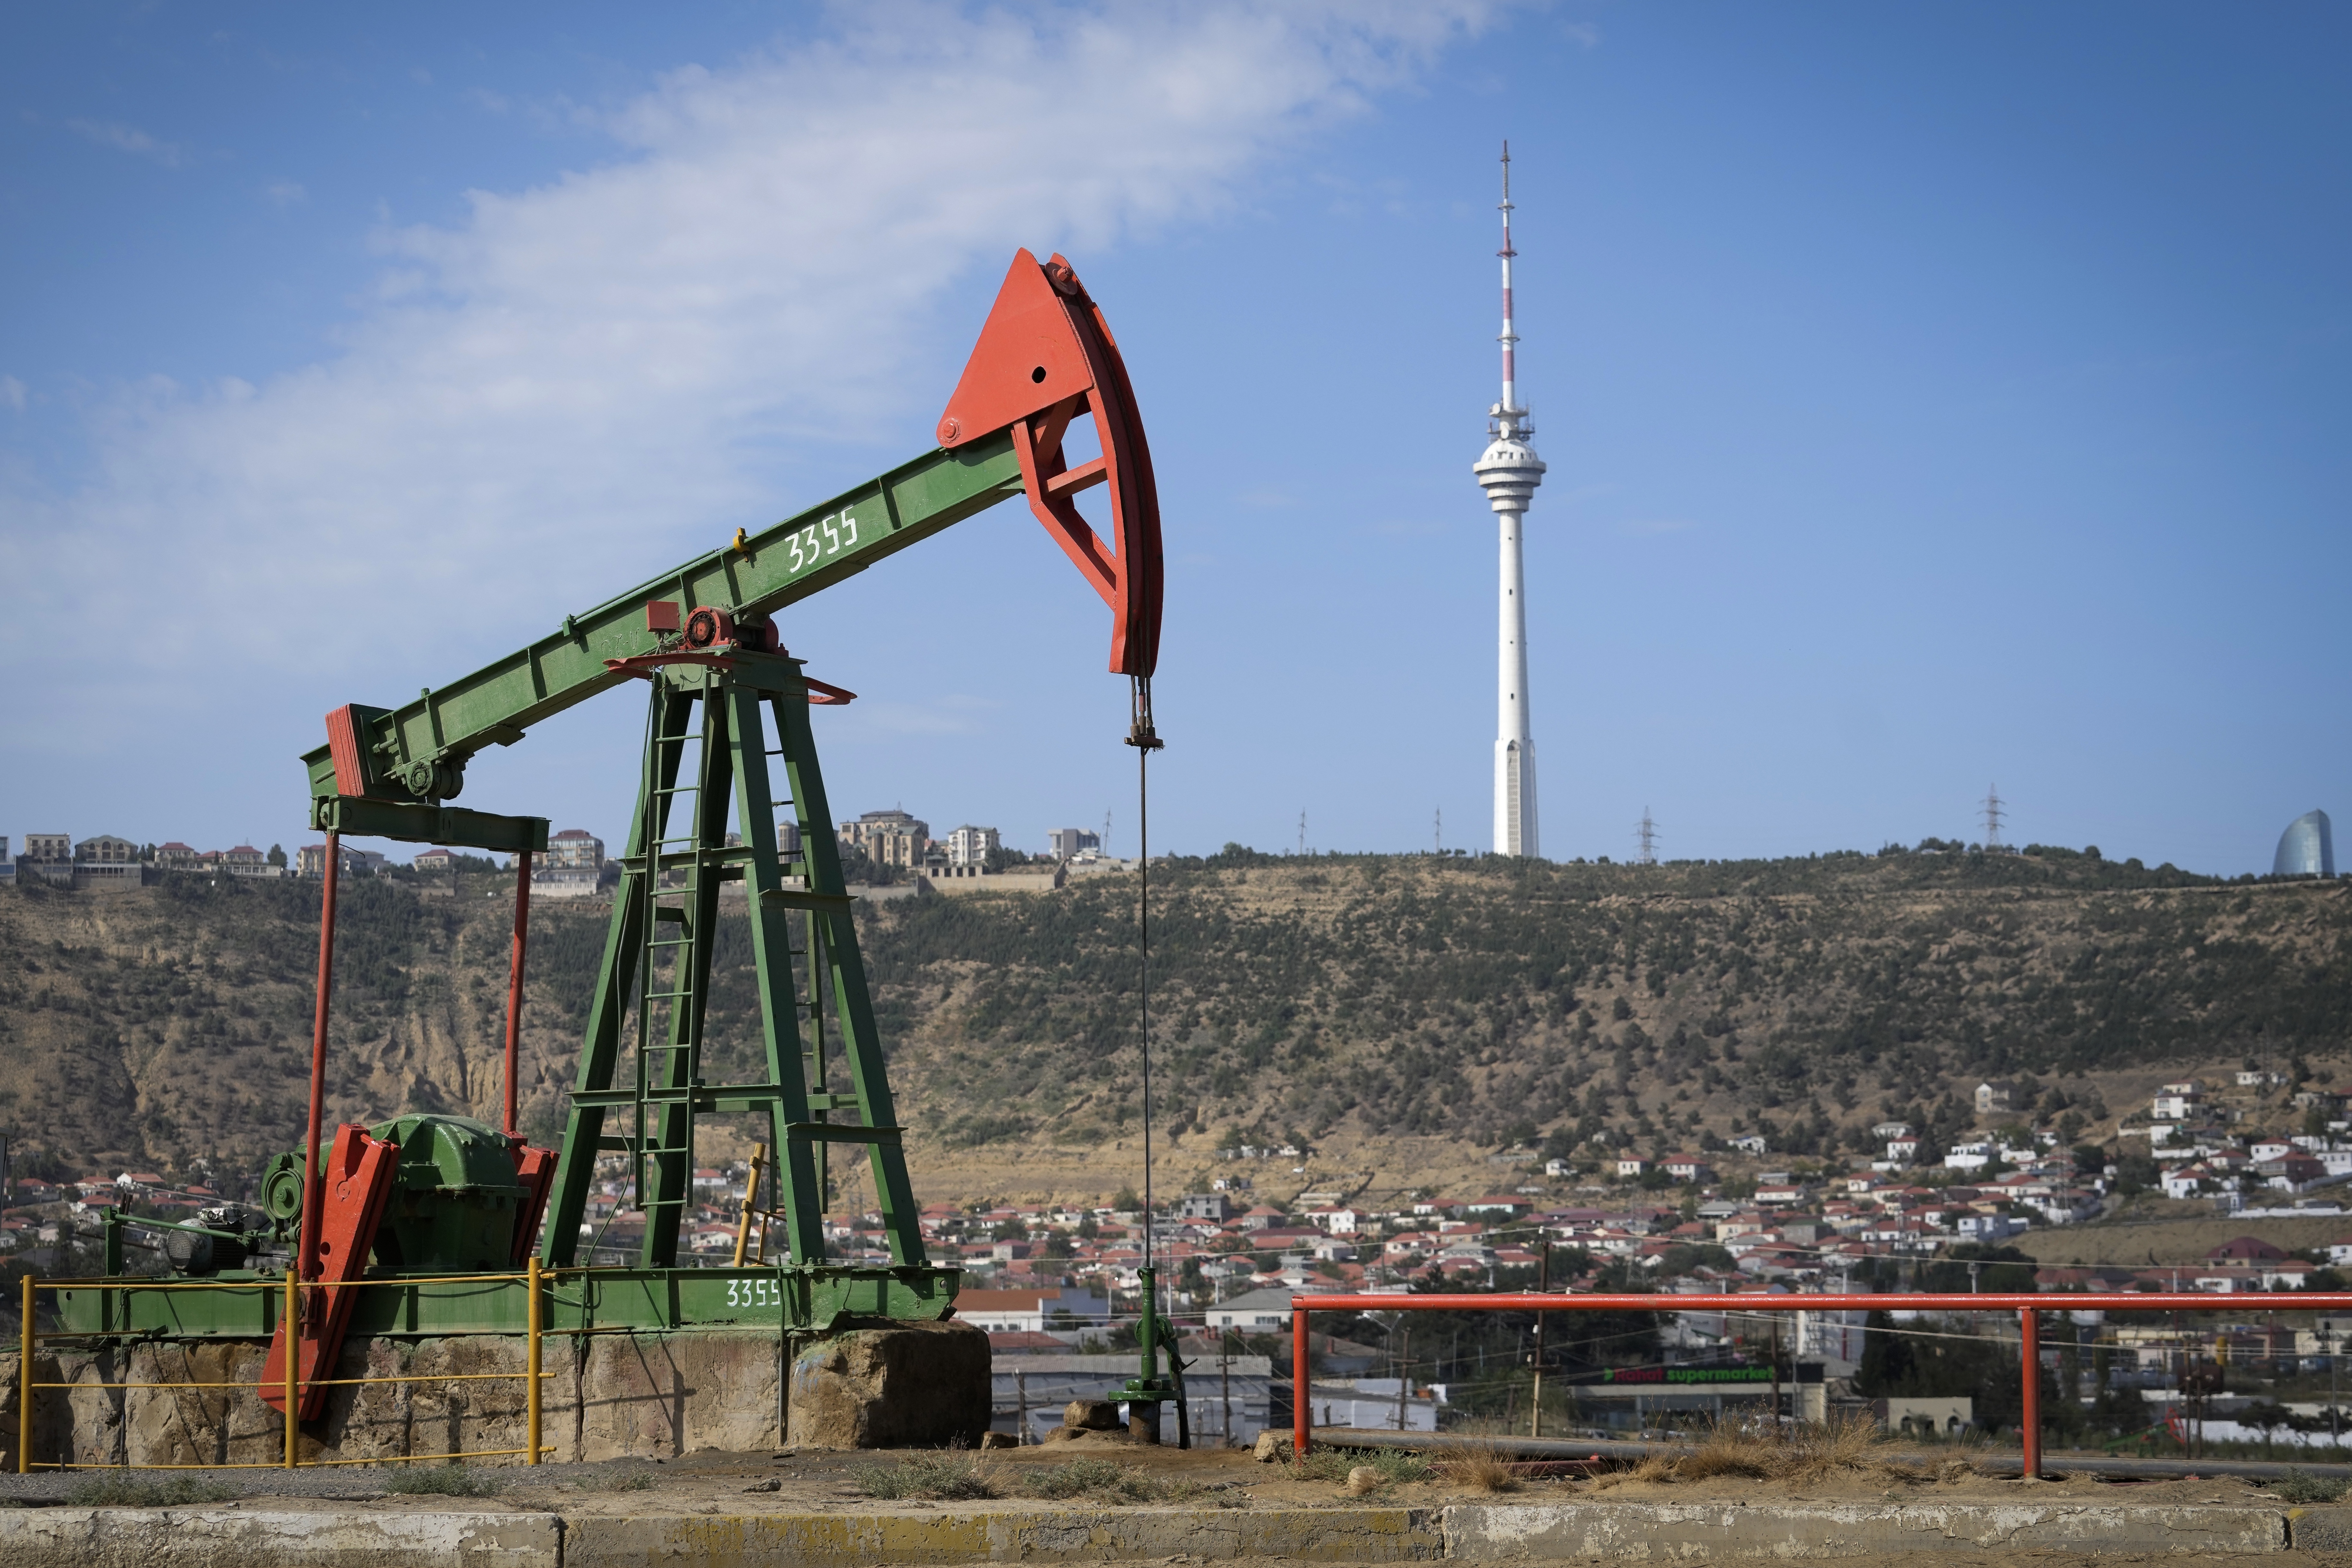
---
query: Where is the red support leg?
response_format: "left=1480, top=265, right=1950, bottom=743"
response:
left=504, top=850, right=532, bottom=1136
left=298, top=833, right=341, bottom=1282
left=2020, top=1307, right=2041, bottom=1478
left=1293, top=1307, right=1309, bottom=1458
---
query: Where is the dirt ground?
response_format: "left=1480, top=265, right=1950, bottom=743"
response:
left=13, top=1438, right=2312, bottom=1516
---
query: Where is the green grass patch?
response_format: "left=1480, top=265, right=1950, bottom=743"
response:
left=1017, top=1457, right=1216, bottom=1504
left=63, top=1473, right=238, bottom=1507
left=383, top=1465, right=507, bottom=1497
left=852, top=1452, right=1001, bottom=1501
left=1292, top=1446, right=1434, bottom=1486
left=2273, top=1469, right=2348, bottom=1504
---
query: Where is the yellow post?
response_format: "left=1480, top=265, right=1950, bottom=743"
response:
left=283, top=1272, right=299, bottom=1469
left=732, top=1144, right=768, bottom=1267
left=18, top=1274, right=33, bottom=1474
left=526, top=1257, right=542, bottom=1465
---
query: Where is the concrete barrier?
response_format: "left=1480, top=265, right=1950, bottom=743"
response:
left=1444, top=1501, right=2289, bottom=1559
left=0, top=1507, right=561, bottom=1568
left=564, top=1506, right=1443, bottom=1565
left=0, top=1499, right=2301, bottom=1566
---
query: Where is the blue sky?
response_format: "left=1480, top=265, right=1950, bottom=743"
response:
left=2, top=2, right=2345, bottom=874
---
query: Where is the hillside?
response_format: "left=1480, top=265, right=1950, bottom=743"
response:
left=0, top=848, right=2346, bottom=1208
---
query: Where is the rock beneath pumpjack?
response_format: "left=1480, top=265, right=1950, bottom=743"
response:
left=786, top=1318, right=989, bottom=1450
left=1065, top=1398, right=1122, bottom=1430
left=7, top=1320, right=988, bottom=1468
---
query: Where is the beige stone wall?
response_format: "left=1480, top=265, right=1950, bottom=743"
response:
left=0, top=1320, right=988, bottom=1469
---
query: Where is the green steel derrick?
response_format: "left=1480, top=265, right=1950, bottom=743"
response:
left=538, top=650, right=926, bottom=1274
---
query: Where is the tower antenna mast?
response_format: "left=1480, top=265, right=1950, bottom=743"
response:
left=1475, top=141, right=1548, bottom=858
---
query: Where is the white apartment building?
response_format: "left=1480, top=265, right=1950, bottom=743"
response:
left=946, top=825, right=1000, bottom=867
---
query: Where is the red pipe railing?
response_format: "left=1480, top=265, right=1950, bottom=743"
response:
left=297, top=832, right=341, bottom=1283
left=1289, top=1290, right=2352, bottom=1477
left=503, top=850, right=532, bottom=1136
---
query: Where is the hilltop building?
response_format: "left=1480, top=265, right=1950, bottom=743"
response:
left=946, top=825, right=1000, bottom=867
left=530, top=827, right=607, bottom=897
left=2275, top=810, right=2335, bottom=878
left=71, top=835, right=142, bottom=892
left=295, top=844, right=389, bottom=879
left=20, top=833, right=72, bottom=887
left=545, top=828, right=605, bottom=872
left=841, top=809, right=929, bottom=870
left=1047, top=827, right=1101, bottom=861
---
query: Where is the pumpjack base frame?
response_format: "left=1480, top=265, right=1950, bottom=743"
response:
left=51, top=1263, right=960, bottom=1341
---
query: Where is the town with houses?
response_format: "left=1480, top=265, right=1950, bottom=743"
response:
left=9, top=1067, right=2352, bottom=1444
left=3, top=831, right=2346, bottom=1445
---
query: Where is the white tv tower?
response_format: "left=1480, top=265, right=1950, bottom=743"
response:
left=1474, top=142, right=1547, bottom=858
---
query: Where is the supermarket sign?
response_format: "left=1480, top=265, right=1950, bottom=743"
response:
left=1597, top=1365, right=1771, bottom=1385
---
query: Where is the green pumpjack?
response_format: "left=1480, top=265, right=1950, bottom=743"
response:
left=58, top=249, right=1164, bottom=1349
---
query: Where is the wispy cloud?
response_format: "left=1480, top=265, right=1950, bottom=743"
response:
left=0, top=2, right=1505, bottom=783
left=0, top=377, right=24, bottom=413
left=64, top=117, right=189, bottom=167
left=263, top=180, right=306, bottom=206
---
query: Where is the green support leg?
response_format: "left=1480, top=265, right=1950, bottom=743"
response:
left=543, top=654, right=938, bottom=1287
left=772, top=690, right=927, bottom=1267
left=727, top=685, right=827, bottom=1263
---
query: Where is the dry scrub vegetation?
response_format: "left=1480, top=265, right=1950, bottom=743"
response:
left=1434, top=1441, right=1525, bottom=1495
left=1596, top=1414, right=1961, bottom=1489
left=853, top=1452, right=1230, bottom=1506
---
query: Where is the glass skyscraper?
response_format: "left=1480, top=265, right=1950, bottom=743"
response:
left=2274, top=809, right=2335, bottom=877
